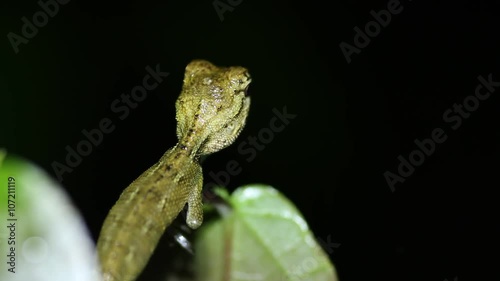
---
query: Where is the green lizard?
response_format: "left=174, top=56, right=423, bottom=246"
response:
left=97, top=59, right=251, bottom=281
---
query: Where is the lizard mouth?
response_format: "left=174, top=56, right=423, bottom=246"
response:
left=241, top=71, right=251, bottom=96
left=244, top=83, right=251, bottom=96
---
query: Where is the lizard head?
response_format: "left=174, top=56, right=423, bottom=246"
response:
left=176, top=59, right=251, bottom=156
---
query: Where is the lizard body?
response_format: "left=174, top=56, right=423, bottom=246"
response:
left=97, top=60, right=251, bottom=281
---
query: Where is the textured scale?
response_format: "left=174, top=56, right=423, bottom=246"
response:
left=96, top=60, right=251, bottom=281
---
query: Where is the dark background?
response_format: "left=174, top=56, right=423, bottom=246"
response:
left=1, top=0, right=499, bottom=280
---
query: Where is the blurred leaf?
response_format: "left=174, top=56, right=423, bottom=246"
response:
left=0, top=151, right=102, bottom=281
left=195, top=185, right=338, bottom=281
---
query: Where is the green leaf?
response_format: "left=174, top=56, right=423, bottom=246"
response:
left=195, top=185, right=338, bottom=281
left=0, top=152, right=102, bottom=281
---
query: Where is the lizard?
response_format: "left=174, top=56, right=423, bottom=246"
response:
left=96, top=59, right=251, bottom=281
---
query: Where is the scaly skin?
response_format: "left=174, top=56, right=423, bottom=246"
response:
left=97, top=59, right=251, bottom=281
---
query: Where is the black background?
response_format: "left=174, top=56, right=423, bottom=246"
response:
left=1, top=0, right=499, bottom=280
